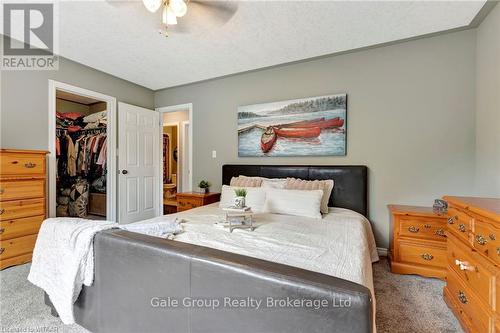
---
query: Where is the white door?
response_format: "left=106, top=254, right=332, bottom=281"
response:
left=181, top=121, right=191, bottom=192
left=118, top=102, right=160, bottom=223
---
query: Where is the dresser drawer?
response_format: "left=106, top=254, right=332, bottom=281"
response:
left=0, top=215, right=44, bottom=240
left=0, top=198, right=45, bottom=221
left=447, top=207, right=472, bottom=244
left=446, top=267, right=493, bottom=333
left=0, top=233, right=38, bottom=260
left=397, top=240, right=446, bottom=268
left=472, top=219, right=500, bottom=265
left=0, top=180, right=45, bottom=201
left=447, top=234, right=495, bottom=307
left=398, top=216, right=447, bottom=241
left=0, top=152, right=45, bottom=177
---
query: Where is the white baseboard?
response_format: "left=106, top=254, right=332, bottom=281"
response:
left=377, top=247, right=388, bottom=257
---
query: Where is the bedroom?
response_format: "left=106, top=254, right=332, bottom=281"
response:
left=0, top=1, right=499, bottom=332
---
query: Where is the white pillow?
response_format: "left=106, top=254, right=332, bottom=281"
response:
left=219, top=185, right=267, bottom=212
left=261, top=178, right=287, bottom=189
left=263, top=188, right=323, bottom=219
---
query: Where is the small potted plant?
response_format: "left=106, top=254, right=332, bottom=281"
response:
left=234, top=188, right=247, bottom=208
left=198, top=180, right=211, bottom=194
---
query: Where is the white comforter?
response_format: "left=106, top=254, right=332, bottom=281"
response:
left=140, top=203, right=379, bottom=300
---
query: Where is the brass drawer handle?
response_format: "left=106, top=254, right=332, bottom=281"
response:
left=0, top=208, right=4, bottom=215
left=447, top=216, right=458, bottom=224
left=424, top=224, right=431, bottom=229
left=0, top=248, right=4, bottom=255
left=408, top=226, right=419, bottom=233
left=458, top=224, right=466, bottom=233
left=24, top=162, right=36, bottom=168
left=458, top=291, right=468, bottom=304
left=421, top=253, right=434, bottom=261
left=435, top=229, right=446, bottom=237
left=0, top=228, right=4, bottom=234
left=497, top=247, right=500, bottom=256
left=476, top=235, right=487, bottom=246
left=490, top=234, right=496, bottom=241
left=0, top=188, right=4, bottom=194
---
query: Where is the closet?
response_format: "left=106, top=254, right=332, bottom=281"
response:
left=55, top=90, right=108, bottom=219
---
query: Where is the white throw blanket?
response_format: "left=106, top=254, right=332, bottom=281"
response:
left=28, top=216, right=183, bottom=324
left=119, top=218, right=182, bottom=239
left=28, top=218, right=118, bottom=324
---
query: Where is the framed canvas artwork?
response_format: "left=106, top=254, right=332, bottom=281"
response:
left=238, top=94, right=347, bottom=157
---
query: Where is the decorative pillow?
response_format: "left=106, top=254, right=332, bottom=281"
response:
left=285, top=178, right=334, bottom=214
left=219, top=185, right=267, bottom=212
left=263, top=188, right=323, bottom=219
left=229, top=176, right=262, bottom=187
left=261, top=178, right=287, bottom=189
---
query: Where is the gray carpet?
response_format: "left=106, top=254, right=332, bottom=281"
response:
left=1, top=257, right=463, bottom=333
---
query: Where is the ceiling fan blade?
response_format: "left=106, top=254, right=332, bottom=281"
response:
left=168, top=0, right=238, bottom=34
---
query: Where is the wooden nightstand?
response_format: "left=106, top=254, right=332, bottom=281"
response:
left=388, top=204, right=448, bottom=279
left=177, top=192, right=221, bottom=212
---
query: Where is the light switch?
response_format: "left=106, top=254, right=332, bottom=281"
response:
left=212, top=150, right=217, bottom=158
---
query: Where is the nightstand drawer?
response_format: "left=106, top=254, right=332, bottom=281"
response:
left=447, top=207, right=472, bottom=244
left=397, top=240, right=446, bottom=268
left=398, top=216, right=447, bottom=241
left=447, top=233, right=495, bottom=307
left=177, top=198, right=202, bottom=211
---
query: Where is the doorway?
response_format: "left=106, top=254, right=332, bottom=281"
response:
left=48, top=80, right=117, bottom=221
left=157, top=103, right=193, bottom=215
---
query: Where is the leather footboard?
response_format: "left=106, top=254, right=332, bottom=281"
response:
left=48, top=229, right=373, bottom=333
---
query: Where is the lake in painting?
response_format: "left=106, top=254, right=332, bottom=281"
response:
left=238, top=94, right=347, bottom=157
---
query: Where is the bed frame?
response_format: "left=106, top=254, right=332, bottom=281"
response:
left=45, top=165, right=372, bottom=333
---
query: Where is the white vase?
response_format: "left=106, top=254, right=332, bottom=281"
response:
left=234, top=196, right=245, bottom=208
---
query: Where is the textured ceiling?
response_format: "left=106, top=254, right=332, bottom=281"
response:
left=55, top=0, right=486, bottom=90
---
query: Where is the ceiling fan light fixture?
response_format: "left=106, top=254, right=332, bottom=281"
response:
left=162, top=5, right=178, bottom=25
left=142, top=0, right=162, bottom=13
left=169, top=0, right=187, bottom=17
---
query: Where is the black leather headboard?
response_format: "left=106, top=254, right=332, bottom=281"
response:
left=222, top=165, right=368, bottom=217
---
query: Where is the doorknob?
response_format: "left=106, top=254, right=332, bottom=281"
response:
left=122, top=170, right=128, bottom=175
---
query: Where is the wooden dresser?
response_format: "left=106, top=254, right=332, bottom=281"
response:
left=0, top=149, right=49, bottom=269
left=443, top=196, right=500, bottom=333
left=177, top=192, right=221, bottom=212
left=388, top=205, right=448, bottom=279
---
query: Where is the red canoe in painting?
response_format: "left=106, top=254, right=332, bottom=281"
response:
left=287, top=117, right=344, bottom=129
left=260, top=127, right=277, bottom=153
left=274, top=126, right=321, bottom=138
left=280, top=118, right=325, bottom=128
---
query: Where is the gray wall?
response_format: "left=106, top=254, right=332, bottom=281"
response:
left=0, top=46, right=154, bottom=150
left=155, top=30, right=477, bottom=248
left=475, top=4, right=500, bottom=197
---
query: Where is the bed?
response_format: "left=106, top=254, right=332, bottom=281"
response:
left=45, top=165, right=377, bottom=333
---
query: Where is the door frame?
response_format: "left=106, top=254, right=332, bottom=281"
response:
left=48, top=80, right=117, bottom=221
left=181, top=120, right=190, bottom=193
left=156, top=103, right=193, bottom=215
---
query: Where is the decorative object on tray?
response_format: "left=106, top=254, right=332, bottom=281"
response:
left=197, top=180, right=211, bottom=194
left=215, top=207, right=254, bottom=232
left=432, top=199, right=448, bottom=215
left=233, top=188, right=247, bottom=208
left=237, top=94, right=347, bottom=157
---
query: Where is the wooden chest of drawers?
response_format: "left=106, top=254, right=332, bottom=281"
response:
left=443, top=196, right=500, bottom=333
left=0, top=149, right=48, bottom=270
left=388, top=204, right=448, bottom=279
left=177, top=192, right=221, bottom=212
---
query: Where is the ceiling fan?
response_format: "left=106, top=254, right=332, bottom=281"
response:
left=141, top=0, right=238, bottom=36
